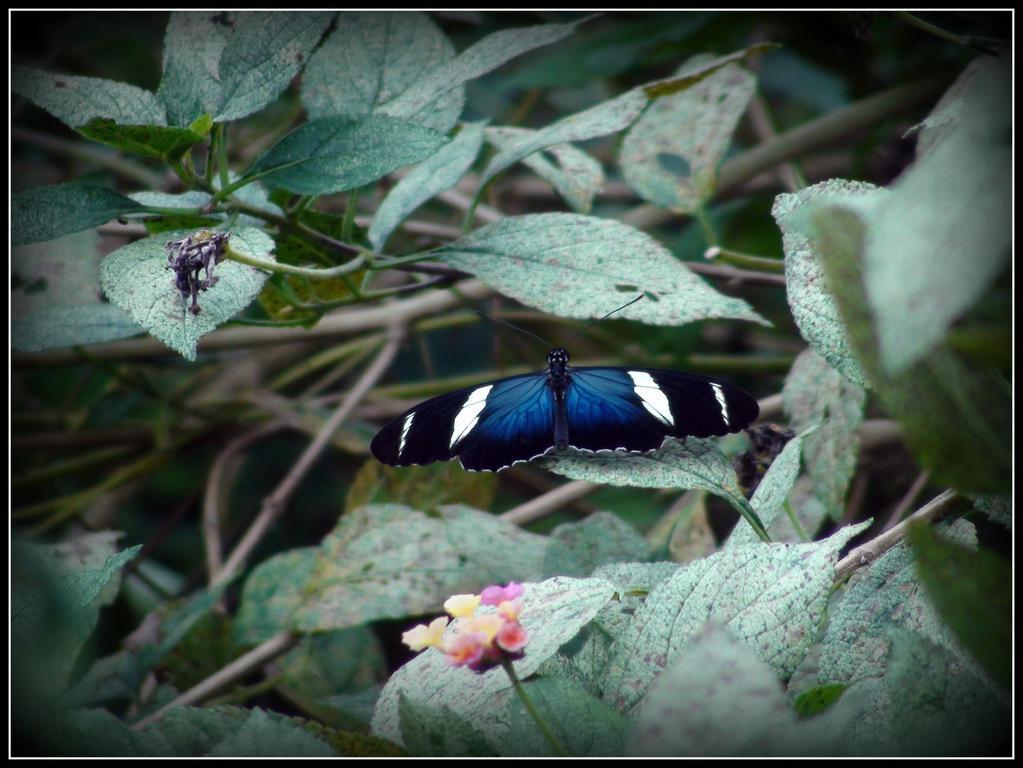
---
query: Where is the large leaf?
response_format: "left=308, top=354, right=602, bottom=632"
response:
left=807, top=205, right=1010, bottom=493
left=246, top=115, right=447, bottom=195
left=13, top=182, right=143, bottom=246
left=13, top=304, right=141, bottom=353
left=295, top=504, right=547, bottom=632
left=234, top=548, right=318, bottom=646
left=782, top=349, right=865, bottom=518
left=817, top=519, right=976, bottom=686
left=485, top=126, right=604, bottom=213
left=857, top=54, right=1009, bottom=374
left=213, top=12, right=333, bottom=122
left=435, top=213, right=767, bottom=326
left=158, top=11, right=234, bottom=126
left=771, top=179, right=876, bottom=388
left=368, top=121, right=485, bottom=251
left=77, top=116, right=212, bottom=161
left=14, top=64, right=167, bottom=127
left=907, top=523, right=1010, bottom=689
left=100, top=227, right=275, bottom=361
left=378, top=19, right=580, bottom=125
left=302, top=11, right=462, bottom=133
left=371, top=576, right=617, bottom=746
left=627, top=623, right=855, bottom=756
left=343, top=459, right=496, bottom=516
left=620, top=55, right=756, bottom=211
left=541, top=438, right=767, bottom=542
left=542, top=512, right=650, bottom=578
left=601, top=521, right=870, bottom=713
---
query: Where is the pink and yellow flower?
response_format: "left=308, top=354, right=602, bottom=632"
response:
left=401, top=615, right=449, bottom=651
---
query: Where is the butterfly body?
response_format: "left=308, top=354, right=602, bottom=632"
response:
left=371, top=346, right=759, bottom=473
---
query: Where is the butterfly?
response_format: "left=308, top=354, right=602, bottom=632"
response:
left=370, top=320, right=759, bottom=473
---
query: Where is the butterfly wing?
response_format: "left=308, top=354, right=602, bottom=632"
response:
left=565, top=367, right=759, bottom=453
left=371, top=372, right=555, bottom=472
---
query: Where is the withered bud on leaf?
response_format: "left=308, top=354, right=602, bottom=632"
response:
left=165, top=230, right=230, bottom=315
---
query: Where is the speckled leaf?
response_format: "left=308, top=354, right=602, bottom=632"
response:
left=838, top=55, right=1009, bottom=374
left=77, top=117, right=210, bottom=161
left=56, top=706, right=339, bottom=757
left=303, top=12, right=463, bottom=133
left=436, top=214, right=767, bottom=327
left=399, top=695, right=497, bottom=756
left=486, top=126, right=603, bottom=213
left=543, top=512, right=650, bottom=578
left=783, top=349, right=865, bottom=519
left=13, top=182, right=143, bottom=246
left=13, top=304, right=141, bottom=352
left=158, top=11, right=234, bottom=126
left=621, top=56, right=755, bottom=211
left=234, top=548, right=317, bottom=645
left=100, top=227, right=275, bottom=361
left=602, top=521, right=870, bottom=713
left=343, top=459, right=495, bottom=516
left=726, top=423, right=815, bottom=548
left=295, top=504, right=546, bottom=632
left=908, top=56, right=991, bottom=162
left=14, top=64, right=167, bottom=127
left=368, top=121, right=485, bottom=251
left=278, top=628, right=387, bottom=712
left=639, top=42, right=778, bottom=98
left=772, top=179, right=877, bottom=388
left=541, top=437, right=768, bottom=542
left=213, top=12, right=333, bottom=122
left=378, top=19, right=579, bottom=125
left=818, top=519, right=976, bottom=685
left=371, top=575, right=617, bottom=746
left=13, top=230, right=103, bottom=315
left=908, top=523, right=1010, bottom=688
left=247, top=115, right=447, bottom=195
left=809, top=206, right=1010, bottom=493
left=971, top=494, right=1010, bottom=529
left=627, top=623, right=855, bottom=756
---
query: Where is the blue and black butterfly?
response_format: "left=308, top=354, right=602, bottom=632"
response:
left=371, top=300, right=759, bottom=472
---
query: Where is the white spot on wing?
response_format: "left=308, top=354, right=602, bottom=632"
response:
left=628, top=371, right=674, bottom=426
left=711, top=382, right=729, bottom=426
left=449, top=385, right=493, bottom=448
left=398, top=412, right=415, bottom=456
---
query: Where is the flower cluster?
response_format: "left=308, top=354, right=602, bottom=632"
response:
left=402, top=582, right=528, bottom=671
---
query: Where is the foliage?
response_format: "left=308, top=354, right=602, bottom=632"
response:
left=12, top=10, right=1010, bottom=758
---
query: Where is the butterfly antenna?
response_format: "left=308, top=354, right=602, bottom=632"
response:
left=475, top=309, right=555, bottom=349
left=561, top=294, right=644, bottom=346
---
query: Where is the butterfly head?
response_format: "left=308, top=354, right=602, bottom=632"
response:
left=547, top=347, right=570, bottom=375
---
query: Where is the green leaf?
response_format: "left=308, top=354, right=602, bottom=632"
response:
left=158, top=11, right=234, bottom=125
left=303, top=12, right=463, bottom=133
left=13, top=304, right=141, bottom=352
left=808, top=205, right=1010, bottom=493
left=541, top=437, right=767, bottom=542
left=368, top=121, right=485, bottom=251
left=77, top=118, right=210, bottom=161
left=771, top=179, right=876, bottom=388
left=399, top=694, right=498, bottom=756
left=971, top=494, right=1010, bottom=529
left=639, top=42, right=779, bottom=98
left=626, top=624, right=854, bottom=756
left=14, top=64, right=167, bottom=127
left=213, top=12, right=334, bottom=122
left=836, top=56, right=1009, bottom=374
left=436, top=214, right=767, bottom=327
left=378, top=19, right=581, bottom=125
left=343, top=459, right=495, bottom=516
left=621, top=55, right=756, bottom=211
left=907, top=523, right=1010, bottom=688
left=485, top=126, right=604, bottom=213
left=247, top=115, right=448, bottom=195
left=100, top=227, right=275, bottom=361
left=278, top=628, right=387, bottom=710
left=295, top=504, right=547, bottom=632
left=783, top=349, right=866, bottom=519
left=234, top=548, right=317, bottom=645
left=726, top=423, right=815, bottom=547
left=371, top=575, right=617, bottom=747
left=602, top=521, right=870, bottom=713
left=543, top=511, right=650, bottom=578
left=13, top=182, right=143, bottom=246
left=818, top=519, right=977, bottom=685
left=793, top=683, right=849, bottom=718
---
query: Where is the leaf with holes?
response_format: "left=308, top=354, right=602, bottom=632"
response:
left=100, top=228, right=275, bottom=361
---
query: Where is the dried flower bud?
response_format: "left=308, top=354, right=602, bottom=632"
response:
left=165, top=229, right=230, bottom=315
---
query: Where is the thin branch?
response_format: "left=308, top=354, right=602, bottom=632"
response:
left=685, top=260, right=787, bottom=287
left=130, top=630, right=299, bottom=730
left=880, top=470, right=930, bottom=533
left=500, top=480, right=601, bottom=526
left=214, top=327, right=405, bottom=585
left=834, top=489, right=959, bottom=582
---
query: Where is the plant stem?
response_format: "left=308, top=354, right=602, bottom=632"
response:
left=341, top=187, right=360, bottom=242
left=783, top=499, right=811, bottom=542
left=704, top=246, right=786, bottom=273
left=224, top=241, right=366, bottom=279
left=500, top=658, right=569, bottom=757
left=216, top=123, right=231, bottom=193
left=894, top=11, right=1005, bottom=56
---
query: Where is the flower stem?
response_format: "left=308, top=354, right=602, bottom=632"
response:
left=501, top=658, right=569, bottom=757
